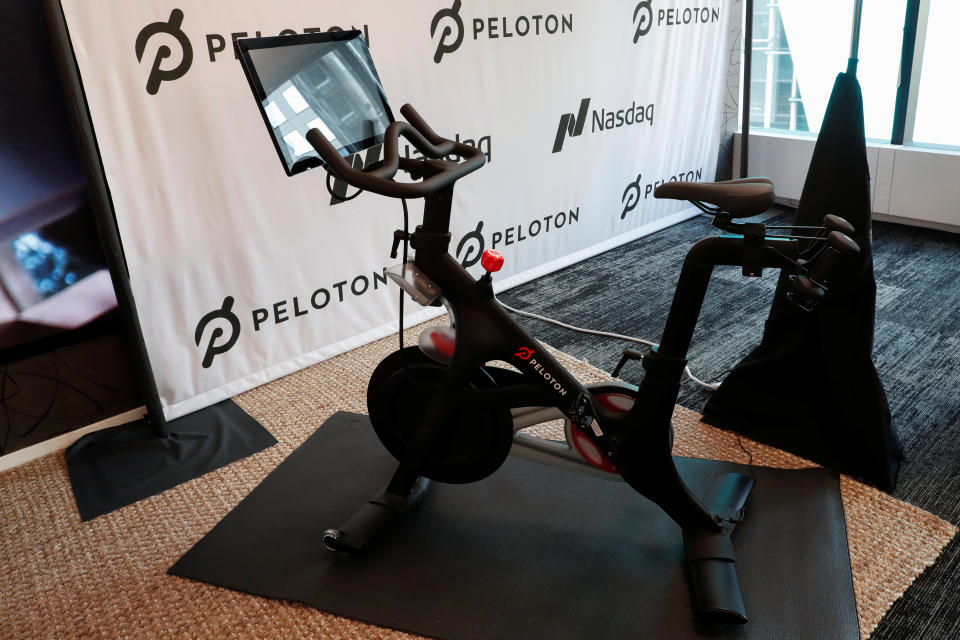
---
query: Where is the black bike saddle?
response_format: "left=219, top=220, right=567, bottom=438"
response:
left=654, top=177, right=775, bottom=218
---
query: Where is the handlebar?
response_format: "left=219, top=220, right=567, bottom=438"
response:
left=788, top=228, right=860, bottom=311
left=305, top=104, right=487, bottom=199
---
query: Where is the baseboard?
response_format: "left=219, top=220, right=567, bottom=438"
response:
left=873, top=213, right=960, bottom=234
left=0, top=407, right=146, bottom=473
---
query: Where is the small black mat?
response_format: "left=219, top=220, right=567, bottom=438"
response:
left=67, top=400, right=276, bottom=520
left=170, top=411, right=859, bottom=639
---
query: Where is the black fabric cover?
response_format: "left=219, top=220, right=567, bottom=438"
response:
left=703, top=72, right=902, bottom=491
left=66, top=399, right=276, bottom=520
left=170, top=411, right=860, bottom=640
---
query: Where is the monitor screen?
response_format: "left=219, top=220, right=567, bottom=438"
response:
left=237, top=31, right=393, bottom=176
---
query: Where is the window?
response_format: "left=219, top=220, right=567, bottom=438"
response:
left=281, top=86, right=309, bottom=114
left=264, top=101, right=286, bottom=128
left=910, top=0, right=960, bottom=148
left=744, top=0, right=908, bottom=142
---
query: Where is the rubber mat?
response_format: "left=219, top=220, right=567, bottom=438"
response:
left=170, top=411, right=859, bottom=639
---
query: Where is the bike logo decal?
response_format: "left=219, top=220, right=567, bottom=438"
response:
left=515, top=347, right=535, bottom=360
left=621, top=174, right=643, bottom=219
left=135, top=8, right=194, bottom=95
left=194, top=296, right=241, bottom=368
left=431, top=0, right=465, bottom=63
left=633, top=1, right=654, bottom=41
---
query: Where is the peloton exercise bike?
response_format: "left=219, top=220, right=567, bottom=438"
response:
left=237, top=30, right=860, bottom=624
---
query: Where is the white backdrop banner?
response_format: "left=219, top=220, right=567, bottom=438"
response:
left=58, top=0, right=733, bottom=419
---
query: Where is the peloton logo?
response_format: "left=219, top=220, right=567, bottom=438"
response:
left=553, top=98, right=655, bottom=153
left=135, top=9, right=193, bottom=95
left=632, top=1, right=721, bottom=42
left=430, top=0, right=573, bottom=63
left=633, top=1, right=654, bottom=40
left=456, top=221, right=486, bottom=268
left=529, top=357, right=569, bottom=396
left=455, top=208, right=582, bottom=268
left=193, top=268, right=396, bottom=366
left=329, top=134, right=493, bottom=205
left=621, top=174, right=643, bottom=219
left=194, top=296, right=241, bottom=368
left=134, top=9, right=371, bottom=94
left=514, top=348, right=568, bottom=397
left=620, top=167, right=705, bottom=220
left=430, top=0, right=465, bottom=63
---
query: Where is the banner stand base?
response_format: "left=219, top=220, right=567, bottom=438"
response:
left=65, top=400, right=276, bottom=521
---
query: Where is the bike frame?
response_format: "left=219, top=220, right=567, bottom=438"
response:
left=234, top=31, right=854, bottom=620
left=398, top=187, right=801, bottom=534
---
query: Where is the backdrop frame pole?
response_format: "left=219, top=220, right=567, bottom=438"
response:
left=847, top=0, right=864, bottom=75
left=740, top=0, right=754, bottom=179
left=40, top=0, right=277, bottom=522
left=891, top=0, right=922, bottom=144
left=44, top=0, right=169, bottom=437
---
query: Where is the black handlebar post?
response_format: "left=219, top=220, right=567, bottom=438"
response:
left=305, top=104, right=487, bottom=199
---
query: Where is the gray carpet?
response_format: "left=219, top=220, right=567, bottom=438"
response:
left=498, top=208, right=960, bottom=640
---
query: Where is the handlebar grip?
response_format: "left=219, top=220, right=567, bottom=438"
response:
left=400, top=104, right=446, bottom=147
left=822, top=214, right=855, bottom=236
left=306, top=128, right=364, bottom=176
left=808, top=231, right=859, bottom=285
left=787, top=231, right=859, bottom=311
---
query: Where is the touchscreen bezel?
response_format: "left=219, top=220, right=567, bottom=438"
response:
left=236, top=30, right=394, bottom=177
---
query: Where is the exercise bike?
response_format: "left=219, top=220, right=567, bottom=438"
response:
left=301, top=104, right=860, bottom=624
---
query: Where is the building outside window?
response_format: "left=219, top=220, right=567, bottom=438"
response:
left=745, top=0, right=922, bottom=144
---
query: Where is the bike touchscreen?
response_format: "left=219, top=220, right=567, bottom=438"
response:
left=237, top=31, right=393, bottom=176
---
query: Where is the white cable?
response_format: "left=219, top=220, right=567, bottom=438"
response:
left=498, top=300, right=658, bottom=348
left=496, top=298, right=721, bottom=391
left=684, top=367, right=721, bottom=391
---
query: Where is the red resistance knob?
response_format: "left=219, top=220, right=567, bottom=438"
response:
left=481, top=249, right=504, bottom=273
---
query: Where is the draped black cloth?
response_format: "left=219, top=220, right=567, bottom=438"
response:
left=703, top=72, right=902, bottom=492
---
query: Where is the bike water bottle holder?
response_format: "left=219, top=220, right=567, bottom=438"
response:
left=385, top=261, right=441, bottom=306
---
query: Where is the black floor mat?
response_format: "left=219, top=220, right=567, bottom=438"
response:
left=170, top=411, right=859, bottom=639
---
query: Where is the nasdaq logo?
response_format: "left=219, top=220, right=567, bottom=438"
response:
left=552, top=98, right=655, bottom=153
left=553, top=99, right=591, bottom=153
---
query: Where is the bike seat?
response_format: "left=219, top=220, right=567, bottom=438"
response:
left=654, top=177, right=775, bottom=218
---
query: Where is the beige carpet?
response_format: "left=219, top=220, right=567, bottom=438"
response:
left=1, top=320, right=955, bottom=639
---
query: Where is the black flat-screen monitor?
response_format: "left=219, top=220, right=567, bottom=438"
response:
left=236, top=31, right=393, bottom=177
